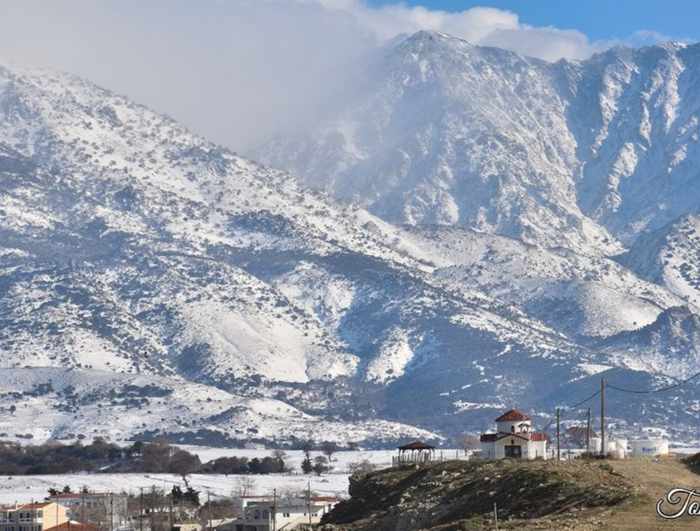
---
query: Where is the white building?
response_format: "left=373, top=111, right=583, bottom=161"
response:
left=47, top=492, right=128, bottom=530
left=230, top=496, right=338, bottom=531
left=479, top=409, right=549, bottom=460
left=230, top=501, right=330, bottom=531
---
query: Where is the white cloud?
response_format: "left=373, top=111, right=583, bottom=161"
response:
left=292, top=0, right=594, bottom=60
left=0, top=1, right=687, bottom=151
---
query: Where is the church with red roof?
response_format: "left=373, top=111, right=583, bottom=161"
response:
left=479, top=409, right=549, bottom=460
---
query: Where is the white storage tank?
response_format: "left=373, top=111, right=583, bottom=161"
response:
left=614, top=438, right=628, bottom=459
left=630, top=438, right=669, bottom=457
left=591, top=437, right=618, bottom=454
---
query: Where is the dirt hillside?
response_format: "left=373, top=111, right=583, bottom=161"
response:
left=320, top=456, right=700, bottom=530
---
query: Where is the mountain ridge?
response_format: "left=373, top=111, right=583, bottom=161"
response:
left=2, top=48, right=700, bottom=446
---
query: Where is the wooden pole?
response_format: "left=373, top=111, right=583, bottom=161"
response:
left=556, top=408, right=560, bottom=462
left=272, top=488, right=277, bottom=531
left=81, top=490, right=85, bottom=526
left=586, top=408, right=591, bottom=456
left=307, top=481, right=312, bottom=526
left=493, top=502, right=498, bottom=530
left=600, top=378, right=606, bottom=457
left=207, top=491, right=211, bottom=531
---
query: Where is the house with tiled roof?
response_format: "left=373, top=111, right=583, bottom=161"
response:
left=0, top=502, right=69, bottom=531
left=479, top=409, right=549, bottom=460
left=47, top=492, right=128, bottom=530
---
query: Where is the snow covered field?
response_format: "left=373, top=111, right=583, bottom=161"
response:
left=1, top=445, right=697, bottom=505
left=0, top=472, right=349, bottom=505
left=177, top=446, right=402, bottom=472
left=0, top=448, right=411, bottom=504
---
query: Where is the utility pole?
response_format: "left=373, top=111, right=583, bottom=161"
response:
left=556, top=407, right=560, bottom=462
left=139, top=487, right=144, bottom=531
left=272, top=488, right=277, bottom=531
left=307, top=481, right=312, bottom=527
left=207, top=491, right=211, bottom=531
left=109, top=492, right=113, bottom=531
left=586, top=407, right=591, bottom=456
left=600, top=377, right=606, bottom=458
left=81, top=490, right=86, bottom=526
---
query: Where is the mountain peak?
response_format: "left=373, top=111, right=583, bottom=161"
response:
left=395, top=29, right=473, bottom=53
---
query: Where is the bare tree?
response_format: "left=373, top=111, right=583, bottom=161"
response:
left=169, top=449, right=200, bottom=487
left=347, top=459, right=375, bottom=476
left=312, top=456, right=330, bottom=476
left=320, top=441, right=338, bottom=463
left=271, top=449, right=289, bottom=472
left=233, top=476, right=257, bottom=498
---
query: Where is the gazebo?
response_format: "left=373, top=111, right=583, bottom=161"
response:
left=394, top=440, right=436, bottom=466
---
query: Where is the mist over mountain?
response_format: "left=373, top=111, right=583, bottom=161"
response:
left=258, top=32, right=700, bottom=252
left=2, top=32, right=700, bottom=446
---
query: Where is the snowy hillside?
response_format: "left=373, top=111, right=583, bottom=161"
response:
left=1, top=57, right=700, bottom=445
left=257, top=33, right=700, bottom=252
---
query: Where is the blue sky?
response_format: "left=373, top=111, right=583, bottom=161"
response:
left=367, top=0, right=697, bottom=42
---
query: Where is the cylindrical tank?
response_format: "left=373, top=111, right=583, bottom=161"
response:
left=590, top=436, right=602, bottom=454
left=629, top=439, right=669, bottom=456
left=615, top=438, right=628, bottom=458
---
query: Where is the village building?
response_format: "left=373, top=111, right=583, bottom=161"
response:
left=229, top=496, right=339, bottom=531
left=47, top=492, right=128, bottom=530
left=0, top=502, right=70, bottom=531
left=479, top=409, right=549, bottom=460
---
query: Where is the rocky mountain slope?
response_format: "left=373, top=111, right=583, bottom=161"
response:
left=253, top=32, right=700, bottom=442
left=1, top=52, right=700, bottom=446
left=258, top=32, right=700, bottom=253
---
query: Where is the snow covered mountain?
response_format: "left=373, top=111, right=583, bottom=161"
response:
left=257, top=32, right=700, bottom=253
left=1, top=50, right=700, bottom=447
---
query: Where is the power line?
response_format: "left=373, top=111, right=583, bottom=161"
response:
left=606, top=370, right=700, bottom=395
left=541, top=388, right=601, bottom=433
left=566, top=389, right=601, bottom=410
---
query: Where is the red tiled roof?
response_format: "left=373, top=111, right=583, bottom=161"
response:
left=310, top=496, right=339, bottom=503
left=46, top=522, right=98, bottom=531
left=495, top=409, right=531, bottom=422
left=530, top=432, right=548, bottom=442
left=18, top=503, right=52, bottom=510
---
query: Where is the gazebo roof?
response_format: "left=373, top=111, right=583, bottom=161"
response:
left=398, top=440, right=435, bottom=451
